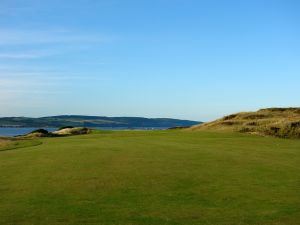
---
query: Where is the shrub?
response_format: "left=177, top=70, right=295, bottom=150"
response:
left=290, top=121, right=300, bottom=128
left=30, top=129, right=49, bottom=134
left=246, top=122, right=257, bottom=126
left=223, top=114, right=237, bottom=120
left=221, top=121, right=236, bottom=126
left=239, top=127, right=252, bottom=133
left=243, top=114, right=267, bottom=120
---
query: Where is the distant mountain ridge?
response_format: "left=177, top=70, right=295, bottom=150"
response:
left=0, top=115, right=201, bottom=128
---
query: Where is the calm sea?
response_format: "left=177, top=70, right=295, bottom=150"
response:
left=0, top=127, right=168, bottom=137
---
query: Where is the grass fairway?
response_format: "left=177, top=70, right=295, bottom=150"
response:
left=0, top=131, right=299, bottom=225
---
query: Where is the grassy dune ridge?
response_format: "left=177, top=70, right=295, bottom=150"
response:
left=0, top=130, right=299, bottom=225
left=190, top=108, right=300, bottom=138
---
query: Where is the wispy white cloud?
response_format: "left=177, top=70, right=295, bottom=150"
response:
left=0, top=67, right=105, bottom=91
left=0, top=28, right=113, bottom=62
left=0, top=76, right=55, bottom=90
left=0, top=69, right=105, bottom=113
left=0, top=71, right=83, bottom=84
left=0, top=64, right=67, bottom=73
left=0, top=74, right=71, bottom=106
left=0, top=51, right=52, bottom=59
left=0, top=26, right=112, bottom=114
left=0, top=78, right=26, bottom=87
left=0, top=5, right=34, bottom=16
left=0, top=28, right=110, bottom=45
left=0, top=68, right=98, bottom=81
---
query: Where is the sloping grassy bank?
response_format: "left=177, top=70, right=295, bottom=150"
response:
left=190, top=108, right=300, bottom=138
left=0, top=130, right=299, bottom=225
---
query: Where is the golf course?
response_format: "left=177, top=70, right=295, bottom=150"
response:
left=0, top=130, right=299, bottom=225
left=2, top=0, right=299, bottom=224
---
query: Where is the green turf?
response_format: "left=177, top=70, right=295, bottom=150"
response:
left=0, top=131, right=299, bottom=225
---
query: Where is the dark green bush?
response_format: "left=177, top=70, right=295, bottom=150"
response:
left=30, top=129, right=49, bottom=134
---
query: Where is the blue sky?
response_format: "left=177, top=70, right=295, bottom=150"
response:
left=0, top=0, right=299, bottom=121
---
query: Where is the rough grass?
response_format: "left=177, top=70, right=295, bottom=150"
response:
left=0, top=130, right=299, bottom=225
left=0, top=138, right=42, bottom=151
left=0, top=138, right=11, bottom=150
left=190, top=107, right=300, bottom=138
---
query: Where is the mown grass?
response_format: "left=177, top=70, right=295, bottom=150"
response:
left=0, top=130, right=299, bottom=225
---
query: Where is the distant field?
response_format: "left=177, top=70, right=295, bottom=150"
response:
left=0, top=131, right=299, bottom=225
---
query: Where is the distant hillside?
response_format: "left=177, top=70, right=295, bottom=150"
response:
left=190, top=108, right=300, bottom=138
left=0, top=115, right=200, bottom=128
